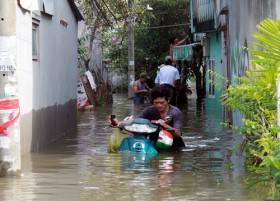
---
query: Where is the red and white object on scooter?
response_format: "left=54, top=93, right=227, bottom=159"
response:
left=156, top=130, right=173, bottom=150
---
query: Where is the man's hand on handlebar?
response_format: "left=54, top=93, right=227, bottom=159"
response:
left=108, top=115, right=134, bottom=127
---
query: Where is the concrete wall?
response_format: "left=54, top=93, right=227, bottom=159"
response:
left=12, top=0, right=80, bottom=155
left=30, top=0, right=78, bottom=152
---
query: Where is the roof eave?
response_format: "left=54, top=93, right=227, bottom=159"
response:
left=68, top=0, right=84, bottom=21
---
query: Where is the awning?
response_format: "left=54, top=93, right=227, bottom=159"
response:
left=173, top=42, right=201, bottom=61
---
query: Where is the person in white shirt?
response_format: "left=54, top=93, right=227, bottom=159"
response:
left=154, top=64, right=165, bottom=86
left=158, top=56, right=180, bottom=105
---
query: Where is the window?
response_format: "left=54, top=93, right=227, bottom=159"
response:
left=32, top=23, right=39, bottom=60
left=208, top=59, right=215, bottom=97
left=41, top=0, right=54, bottom=16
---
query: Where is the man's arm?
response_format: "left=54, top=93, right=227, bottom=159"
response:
left=109, top=116, right=133, bottom=127
left=158, top=120, right=182, bottom=137
left=133, top=81, right=139, bottom=94
left=160, top=108, right=183, bottom=138
left=145, top=83, right=151, bottom=91
left=177, top=36, right=189, bottom=46
left=134, top=81, right=148, bottom=94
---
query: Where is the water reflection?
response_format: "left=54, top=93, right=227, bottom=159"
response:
left=0, top=93, right=271, bottom=201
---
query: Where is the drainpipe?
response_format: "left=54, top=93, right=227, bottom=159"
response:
left=218, top=6, right=231, bottom=124
left=0, top=1, right=21, bottom=176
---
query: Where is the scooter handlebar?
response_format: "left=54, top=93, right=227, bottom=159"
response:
left=151, top=120, right=158, bottom=124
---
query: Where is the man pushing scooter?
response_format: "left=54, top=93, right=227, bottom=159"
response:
left=110, top=85, right=185, bottom=149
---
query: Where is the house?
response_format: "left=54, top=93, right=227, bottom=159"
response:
left=0, top=0, right=83, bottom=175
left=174, top=0, right=280, bottom=124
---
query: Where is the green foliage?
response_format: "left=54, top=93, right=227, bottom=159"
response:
left=78, top=36, right=90, bottom=71
left=251, top=19, right=280, bottom=64
left=221, top=18, right=280, bottom=197
left=76, top=0, right=151, bottom=75
left=103, top=28, right=128, bottom=74
left=76, top=0, right=149, bottom=29
left=77, top=0, right=190, bottom=82
left=133, top=0, right=190, bottom=78
left=224, top=162, right=234, bottom=171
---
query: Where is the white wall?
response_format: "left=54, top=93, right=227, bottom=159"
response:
left=15, top=0, right=79, bottom=153
left=16, top=4, right=33, bottom=156
left=33, top=1, right=78, bottom=109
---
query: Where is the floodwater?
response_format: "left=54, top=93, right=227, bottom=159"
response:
left=0, top=93, right=271, bottom=201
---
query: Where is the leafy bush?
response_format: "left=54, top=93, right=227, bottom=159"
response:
left=221, top=18, right=280, bottom=197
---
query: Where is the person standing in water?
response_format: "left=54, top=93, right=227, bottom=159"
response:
left=133, top=72, right=151, bottom=104
left=158, top=56, right=180, bottom=105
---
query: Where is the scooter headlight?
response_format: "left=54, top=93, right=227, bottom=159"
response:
left=124, top=123, right=157, bottom=133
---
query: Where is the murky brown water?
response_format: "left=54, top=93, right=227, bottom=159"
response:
left=0, top=93, right=270, bottom=201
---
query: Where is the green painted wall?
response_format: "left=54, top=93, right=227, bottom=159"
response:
left=205, top=32, right=223, bottom=112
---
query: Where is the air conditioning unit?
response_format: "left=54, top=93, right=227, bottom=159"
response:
left=193, top=33, right=206, bottom=42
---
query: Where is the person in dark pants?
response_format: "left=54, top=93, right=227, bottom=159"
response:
left=133, top=72, right=151, bottom=104
left=110, top=85, right=185, bottom=148
left=158, top=56, right=180, bottom=105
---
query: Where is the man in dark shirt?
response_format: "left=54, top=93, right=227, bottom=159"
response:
left=133, top=72, right=151, bottom=105
left=111, top=85, right=185, bottom=148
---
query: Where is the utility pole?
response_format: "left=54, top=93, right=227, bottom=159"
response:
left=127, top=0, right=135, bottom=99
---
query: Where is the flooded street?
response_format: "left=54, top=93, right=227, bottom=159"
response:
left=0, top=93, right=269, bottom=201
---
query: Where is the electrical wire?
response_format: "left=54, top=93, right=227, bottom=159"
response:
left=135, top=23, right=190, bottom=30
